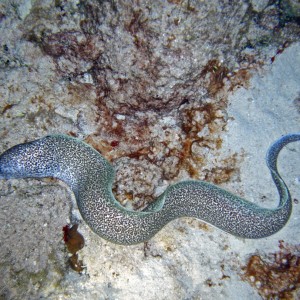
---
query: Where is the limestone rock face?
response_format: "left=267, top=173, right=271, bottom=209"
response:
left=0, top=0, right=299, bottom=299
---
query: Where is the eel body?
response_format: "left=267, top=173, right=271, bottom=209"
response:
left=0, top=133, right=299, bottom=245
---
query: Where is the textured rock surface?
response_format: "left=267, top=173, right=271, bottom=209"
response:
left=0, top=0, right=299, bottom=299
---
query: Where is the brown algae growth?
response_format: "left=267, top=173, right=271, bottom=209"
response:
left=63, top=224, right=85, bottom=272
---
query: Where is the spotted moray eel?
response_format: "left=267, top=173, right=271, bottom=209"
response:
left=0, top=133, right=299, bottom=245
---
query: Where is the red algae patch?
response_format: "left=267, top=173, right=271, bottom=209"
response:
left=242, top=241, right=300, bottom=299
left=78, top=58, right=251, bottom=208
